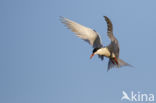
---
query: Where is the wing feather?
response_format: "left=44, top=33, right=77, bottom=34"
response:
left=104, top=16, right=119, bottom=57
left=60, top=17, right=103, bottom=48
left=104, top=16, right=117, bottom=42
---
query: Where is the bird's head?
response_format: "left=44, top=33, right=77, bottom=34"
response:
left=90, top=48, right=100, bottom=59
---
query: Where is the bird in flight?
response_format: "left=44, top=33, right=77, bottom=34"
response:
left=60, top=16, right=131, bottom=71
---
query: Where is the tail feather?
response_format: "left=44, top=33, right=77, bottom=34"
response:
left=107, top=58, right=132, bottom=71
left=118, top=58, right=132, bottom=67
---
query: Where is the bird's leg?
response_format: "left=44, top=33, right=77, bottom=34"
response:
left=111, top=59, right=115, bottom=64
left=114, top=57, right=118, bottom=65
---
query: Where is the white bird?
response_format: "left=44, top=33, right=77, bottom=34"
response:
left=121, top=91, right=131, bottom=101
left=60, top=16, right=131, bottom=71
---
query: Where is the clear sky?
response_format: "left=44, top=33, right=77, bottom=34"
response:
left=0, top=0, right=156, bottom=103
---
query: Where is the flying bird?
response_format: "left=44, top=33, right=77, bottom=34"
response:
left=60, top=16, right=131, bottom=71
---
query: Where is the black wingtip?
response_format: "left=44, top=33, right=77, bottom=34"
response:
left=103, top=16, right=109, bottom=20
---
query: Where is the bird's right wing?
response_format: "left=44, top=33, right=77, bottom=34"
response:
left=60, top=17, right=103, bottom=48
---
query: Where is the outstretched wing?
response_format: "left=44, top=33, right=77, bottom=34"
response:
left=104, top=16, right=117, bottom=42
left=60, top=17, right=103, bottom=48
left=104, top=16, right=119, bottom=57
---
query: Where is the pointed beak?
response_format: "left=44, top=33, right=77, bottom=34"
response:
left=90, top=53, right=95, bottom=59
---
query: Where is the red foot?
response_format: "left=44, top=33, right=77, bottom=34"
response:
left=114, top=57, right=118, bottom=65
left=111, top=59, right=115, bottom=64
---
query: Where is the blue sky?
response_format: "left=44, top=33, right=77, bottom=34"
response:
left=0, top=0, right=156, bottom=103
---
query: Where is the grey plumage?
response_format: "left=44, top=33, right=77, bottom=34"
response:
left=104, top=16, right=131, bottom=70
left=104, top=16, right=119, bottom=58
left=60, top=16, right=103, bottom=48
left=60, top=16, right=132, bottom=71
left=60, top=16, right=104, bottom=60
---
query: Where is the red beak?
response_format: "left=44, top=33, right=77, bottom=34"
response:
left=90, top=53, right=95, bottom=59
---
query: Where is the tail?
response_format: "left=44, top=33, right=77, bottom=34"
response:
left=107, top=58, right=132, bottom=71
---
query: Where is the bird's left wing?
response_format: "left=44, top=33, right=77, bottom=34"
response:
left=103, top=16, right=117, bottom=42
left=60, top=17, right=103, bottom=48
left=104, top=16, right=119, bottom=57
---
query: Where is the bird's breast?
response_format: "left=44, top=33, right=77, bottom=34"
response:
left=96, top=48, right=111, bottom=57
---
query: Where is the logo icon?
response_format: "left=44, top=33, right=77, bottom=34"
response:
left=121, top=91, right=131, bottom=101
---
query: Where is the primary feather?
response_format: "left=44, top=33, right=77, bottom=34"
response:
left=60, top=17, right=103, bottom=48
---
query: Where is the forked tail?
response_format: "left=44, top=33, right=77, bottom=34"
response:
left=107, top=58, right=132, bottom=71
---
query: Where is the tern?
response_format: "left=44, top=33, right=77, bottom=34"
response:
left=60, top=16, right=131, bottom=71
